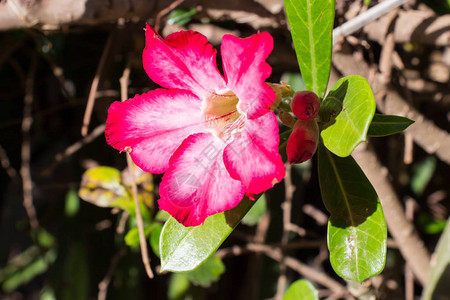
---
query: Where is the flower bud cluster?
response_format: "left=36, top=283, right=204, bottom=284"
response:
left=286, top=91, right=320, bottom=164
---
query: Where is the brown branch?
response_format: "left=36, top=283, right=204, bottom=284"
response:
left=81, top=32, right=113, bottom=137
left=21, top=52, right=39, bottom=231
left=0, top=143, right=19, bottom=181
left=120, top=63, right=154, bottom=279
left=352, top=144, right=430, bottom=286
left=98, top=247, right=127, bottom=300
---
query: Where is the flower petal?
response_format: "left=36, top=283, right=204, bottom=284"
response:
left=105, top=89, right=206, bottom=173
left=159, top=133, right=245, bottom=226
left=223, top=112, right=285, bottom=197
left=221, top=32, right=275, bottom=119
left=143, top=24, right=226, bottom=99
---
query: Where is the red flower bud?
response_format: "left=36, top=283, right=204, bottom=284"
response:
left=286, top=120, right=319, bottom=164
left=291, top=91, right=320, bottom=121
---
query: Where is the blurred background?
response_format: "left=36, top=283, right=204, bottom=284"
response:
left=0, top=0, right=449, bottom=299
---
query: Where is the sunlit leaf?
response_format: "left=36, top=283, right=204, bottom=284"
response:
left=318, top=144, right=387, bottom=282
left=367, top=114, right=414, bottom=137
left=320, top=76, right=376, bottom=157
left=167, top=8, right=197, bottom=26
left=284, top=0, right=335, bottom=98
left=160, top=196, right=258, bottom=272
left=79, top=166, right=130, bottom=208
left=283, top=279, right=318, bottom=300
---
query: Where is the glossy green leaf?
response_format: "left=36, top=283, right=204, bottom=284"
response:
left=318, top=144, right=387, bottom=282
left=320, top=76, right=376, bottom=157
left=422, top=217, right=450, bottom=300
left=242, top=194, right=267, bottom=226
left=160, top=197, right=258, bottom=272
left=185, top=254, right=225, bottom=287
left=283, top=279, right=318, bottom=300
left=284, top=0, right=335, bottom=98
left=367, top=114, right=414, bottom=137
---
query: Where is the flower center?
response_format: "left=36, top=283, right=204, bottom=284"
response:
left=202, top=90, right=241, bottom=137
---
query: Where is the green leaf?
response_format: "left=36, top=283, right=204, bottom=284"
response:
left=160, top=196, right=258, bottom=272
left=0, top=246, right=56, bottom=292
left=280, top=72, right=306, bottom=92
left=279, top=129, right=292, bottom=163
left=241, top=194, right=267, bottom=226
left=318, top=144, right=387, bottom=282
left=65, top=188, right=80, bottom=217
left=185, top=254, right=225, bottom=287
left=417, top=213, right=447, bottom=234
left=78, top=166, right=130, bottom=208
left=283, top=279, right=318, bottom=300
left=284, top=0, right=335, bottom=98
left=124, top=225, right=153, bottom=248
left=167, top=8, right=197, bottom=26
left=367, top=114, right=414, bottom=137
left=168, top=273, right=190, bottom=300
left=411, top=156, right=437, bottom=196
left=150, top=223, right=163, bottom=257
left=422, top=217, right=450, bottom=300
left=320, top=76, right=376, bottom=157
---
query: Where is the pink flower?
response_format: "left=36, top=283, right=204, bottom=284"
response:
left=105, top=25, right=285, bottom=226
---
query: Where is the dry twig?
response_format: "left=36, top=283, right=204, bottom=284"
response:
left=21, top=53, right=39, bottom=231
left=81, top=33, right=113, bottom=137
left=98, top=247, right=127, bottom=300
left=120, top=63, right=154, bottom=279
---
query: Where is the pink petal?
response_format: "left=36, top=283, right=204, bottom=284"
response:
left=159, top=133, right=245, bottom=226
left=143, top=24, right=226, bottom=99
left=221, top=32, right=275, bottom=119
left=223, top=112, right=285, bottom=197
left=105, top=89, right=207, bottom=173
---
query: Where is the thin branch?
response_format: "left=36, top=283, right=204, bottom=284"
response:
left=98, top=247, right=127, bottom=300
left=154, top=0, right=185, bottom=32
left=126, top=153, right=154, bottom=279
left=21, top=53, right=39, bottom=231
left=275, top=164, right=295, bottom=300
left=81, top=33, right=113, bottom=137
left=120, top=62, right=154, bottom=279
left=43, top=123, right=106, bottom=176
left=0, top=143, right=19, bottom=181
left=332, top=0, right=411, bottom=45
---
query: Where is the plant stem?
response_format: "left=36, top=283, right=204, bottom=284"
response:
left=333, top=0, right=411, bottom=45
